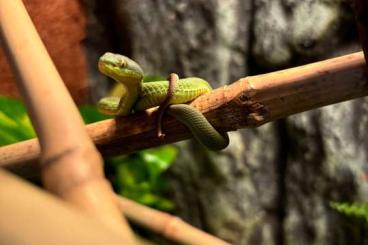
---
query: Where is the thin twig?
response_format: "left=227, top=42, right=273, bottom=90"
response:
left=0, top=52, right=367, bottom=169
left=118, top=196, right=232, bottom=245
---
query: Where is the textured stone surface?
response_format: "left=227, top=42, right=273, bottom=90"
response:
left=284, top=99, right=368, bottom=245
left=85, top=0, right=365, bottom=244
left=111, top=0, right=250, bottom=85
left=252, top=0, right=357, bottom=69
left=0, top=0, right=87, bottom=103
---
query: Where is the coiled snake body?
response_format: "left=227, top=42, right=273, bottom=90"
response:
left=98, top=52, right=229, bottom=150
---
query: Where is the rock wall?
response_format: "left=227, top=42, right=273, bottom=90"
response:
left=87, top=0, right=366, bottom=244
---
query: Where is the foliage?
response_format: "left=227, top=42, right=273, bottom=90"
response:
left=79, top=104, right=112, bottom=124
left=331, top=202, right=368, bottom=222
left=0, top=96, right=176, bottom=211
left=0, top=97, right=35, bottom=145
left=106, top=146, right=177, bottom=211
left=331, top=201, right=368, bottom=243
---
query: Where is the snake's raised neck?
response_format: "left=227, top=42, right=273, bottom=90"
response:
left=98, top=52, right=143, bottom=116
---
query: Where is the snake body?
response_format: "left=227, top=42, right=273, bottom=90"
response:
left=98, top=52, right=229, bottom=150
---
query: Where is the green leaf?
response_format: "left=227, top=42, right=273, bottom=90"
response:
left=106, top=145, right=177, bottom=211
left=79, top=104, right=112, bottom=124
left=0, top=96, right=36, bottom=146
left=140, top=145, right=178, bottom=180
left=331, top=202, right=368, bottom=222
left=0, top=98, right=110, bottom=146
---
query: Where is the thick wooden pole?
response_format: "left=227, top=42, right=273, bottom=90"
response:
left=0, top=0, right=135, bottom=243
left=0, top=169, right=126, bottom=245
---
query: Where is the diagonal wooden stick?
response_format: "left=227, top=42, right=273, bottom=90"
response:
left=0, top=167, right=231, bottom=245
left=0, top=169, right=126, bottom=245
left=0, top=52, right=367, bottom=169
left=0, top=0, right=136, bottom=243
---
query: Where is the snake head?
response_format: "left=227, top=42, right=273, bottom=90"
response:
left=98, top=52, right=143, bottom=84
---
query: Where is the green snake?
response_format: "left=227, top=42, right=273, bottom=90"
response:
left=97, top=52, right=229, bottom=150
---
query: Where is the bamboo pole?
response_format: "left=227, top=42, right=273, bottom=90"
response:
left=0, top=0, right=135, bottom=243
left=0, top=51, right=367, bottom=168
left=118, top=196, right=232, bottom=245
left=0, top=169, right=126, bottom=245
left=0, top=167, right=230, bottom=245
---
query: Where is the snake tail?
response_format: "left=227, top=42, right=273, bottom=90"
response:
left=157, top=73, right=179, bottom=138
left=168, top=104, right=229, bottom=150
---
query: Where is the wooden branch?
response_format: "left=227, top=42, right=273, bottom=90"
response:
left=0, top=167, right=229, bottom=245
left=118, top=196, right=231, bottom=245
left=0, top=0, right=136, bottom=243
left=0, top=169, right=126, bottom=245
left=0, top=52, right=367, bottom=170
